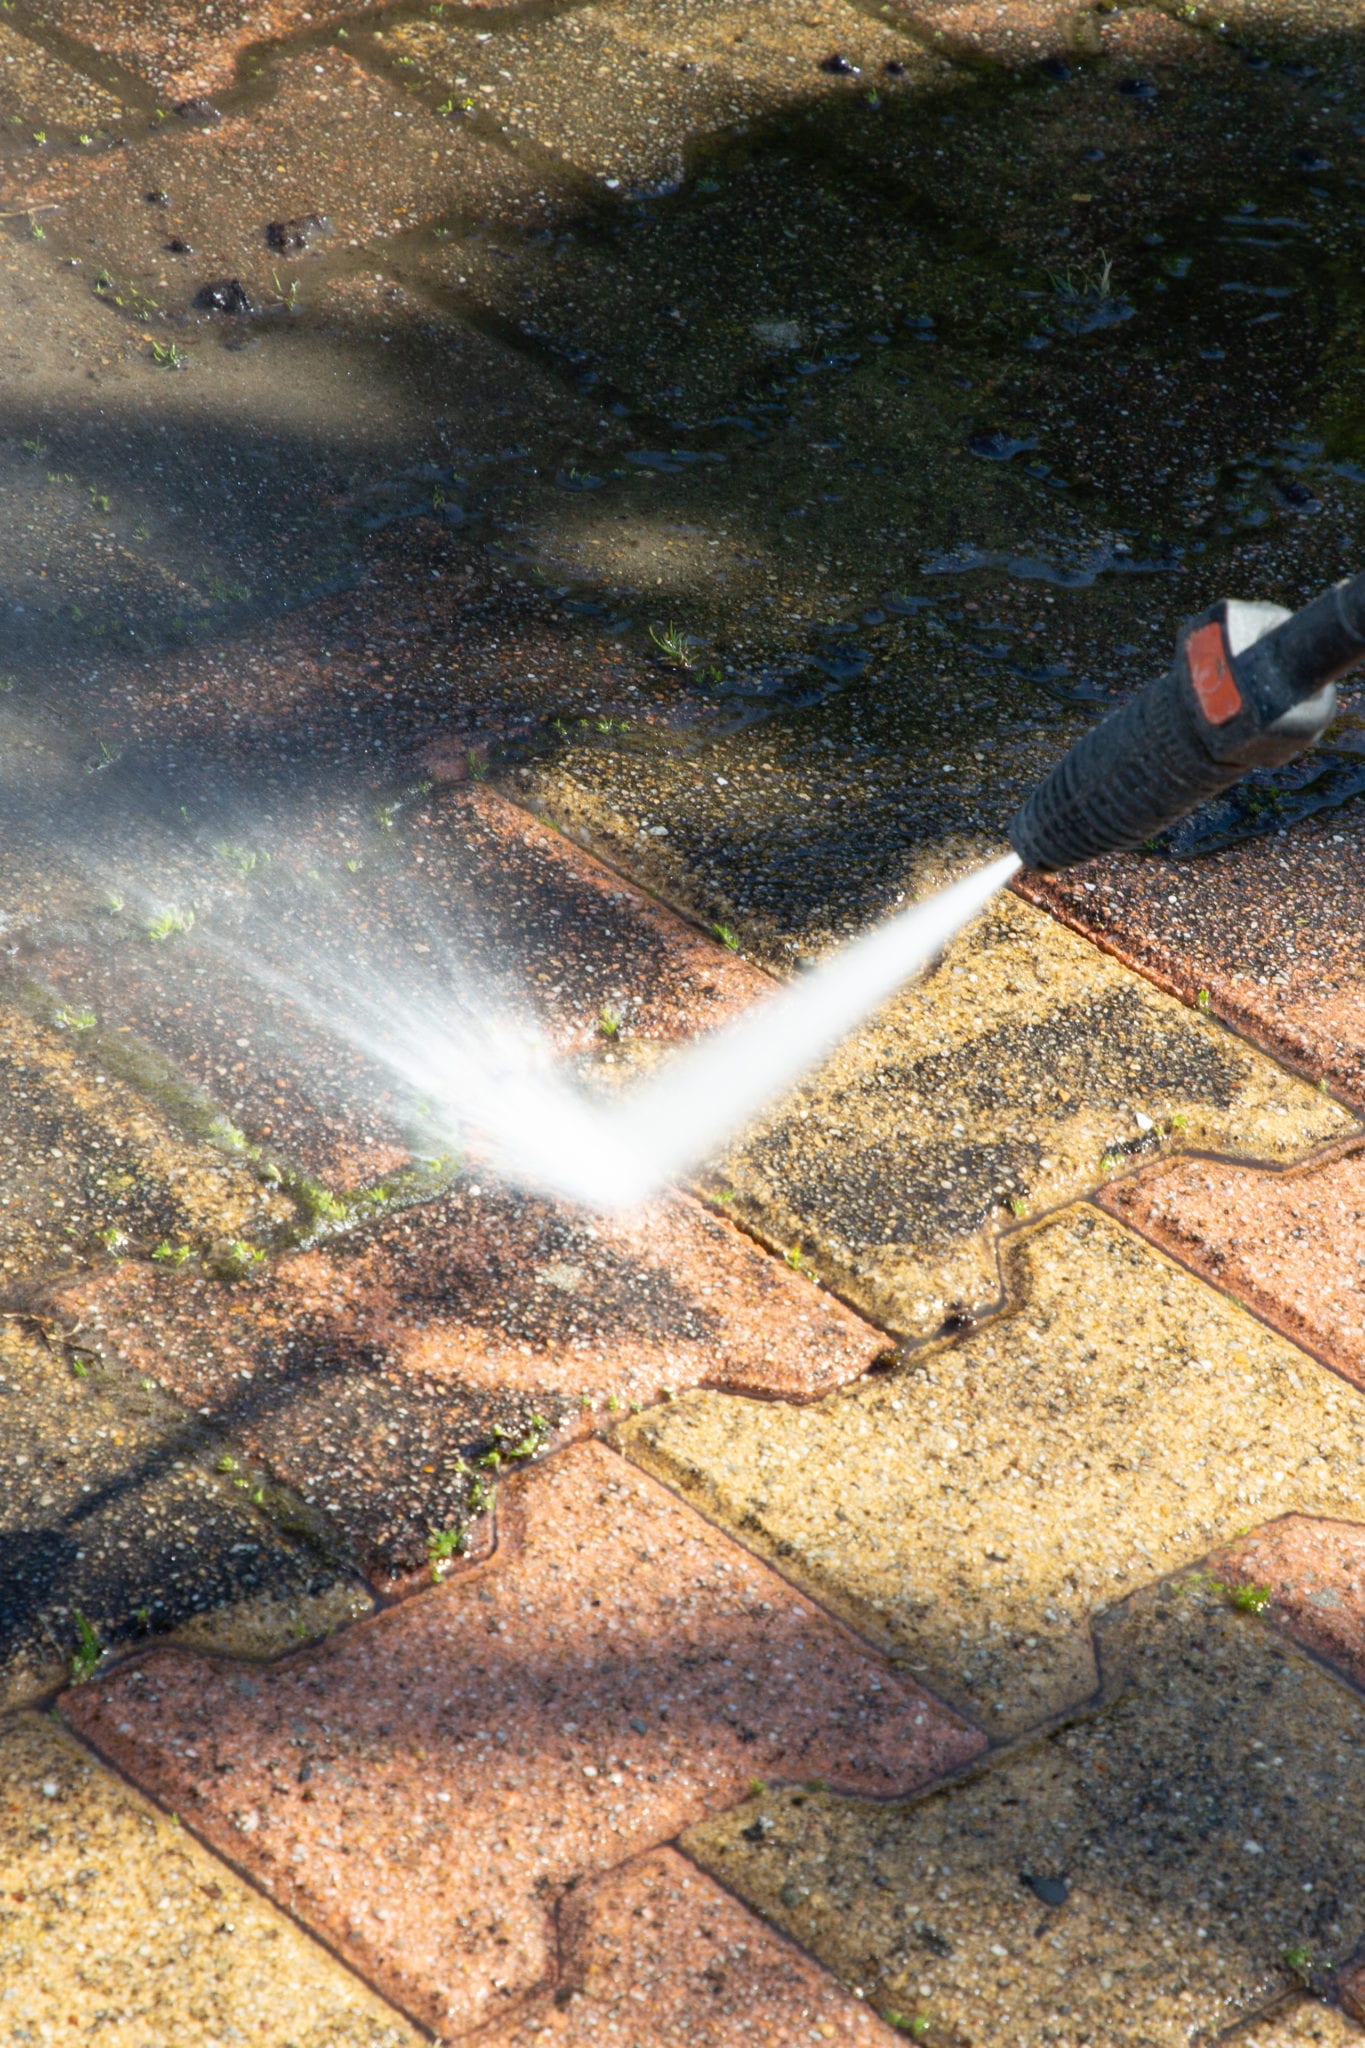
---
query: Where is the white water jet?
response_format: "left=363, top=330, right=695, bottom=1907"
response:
left=306, top=851, right=1021, bottom=1214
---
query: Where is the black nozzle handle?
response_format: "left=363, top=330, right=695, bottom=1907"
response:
left=1009, top=570, right=1365, bottom=871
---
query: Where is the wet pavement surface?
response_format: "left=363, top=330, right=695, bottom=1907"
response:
left=3, top=0, right=1365, bottom=2039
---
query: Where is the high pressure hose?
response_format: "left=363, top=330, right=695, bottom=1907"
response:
left=1009, top=569, right=1365, bottom=870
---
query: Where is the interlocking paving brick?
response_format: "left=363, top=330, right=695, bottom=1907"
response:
left=44, top=46, right=553, bottom=313
left=1104, top=1146, right=1365, bottom=1387
left=1020, top=813, right=1365, bottom=1109
left=702, top=893, right=1347, bottom=1340
left=20, top=2, right=373, bottom=102
left=0, top=993, right=290, bottom=1294
left=391, top=0, right=931, bottom=197
left=624, top=1204, right=1365, bottom=1737
left=45, top=1172, right=885, bottom=1584
left=1237, top=2005, right=1365, bottom=2046
left=0, top=21, right=127, bottom=136
left=63, top=1441, right=982, bottom=2037
left=0, top=1320, right=364, bottom=1711
left=685, top=1576, right=1365, bottom=2046
left=29, top=783, right=770, bottom=1190
left=0, top=1712, right=420, bottom=2047
left=479, top=1846, right=902, bottom=2046
left=1213, top=1516, right=1365, bottom=1696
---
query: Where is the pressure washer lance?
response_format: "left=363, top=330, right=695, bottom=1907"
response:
left=1008, top=569, right=1365, bottom=871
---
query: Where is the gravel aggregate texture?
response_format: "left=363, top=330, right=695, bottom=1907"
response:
left=62, top=1440, right=982, bottom=2036
left=0, top=1318, right=361, bottom=1708
left=477, top=1845, right=904, bottom=2046
left=0, top=1711, right=421, bottom=2047
left=686, top=1575, right=1365, bottom=2046
left=704, top=892, right=1349, bottom=1339
left=45, top=1177, right=884, bottom=1583
left=625, top=1204, right=1365, bottom=1736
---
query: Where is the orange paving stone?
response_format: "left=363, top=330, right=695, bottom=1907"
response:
left=479, top=1846, right=902, bottom=2046
left=1103, top=1145, right=1365, bottom=1385
left=22, top=2, right=375, bottom=102
left=1214, top=1516, right=1365, bottom=1693
left=43, top=45, right=549, bottom=308
left=63, top=1441, right=982, bottom=2039
left=46, top=1179, right=886, bottom=1583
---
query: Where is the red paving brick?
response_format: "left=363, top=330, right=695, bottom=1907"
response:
left=47, top=1181, right=886, bottom=1583
left=1212, top=1517, right=1365, bottom=1692
left=1018, top=815, right=1365, bottom=1106
left=63, top=1441, right=982, bottom=2038
left=25, top=2, right=375, bottom=101
left=479, top=1845, right=902, bottom=2046
left=33, top=776, right=770, bottom=1189
left=1103, top=1145, right=1365, bottom=1387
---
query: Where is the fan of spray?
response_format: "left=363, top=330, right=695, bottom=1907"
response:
left=245, top=853, right=1021, bottom=1214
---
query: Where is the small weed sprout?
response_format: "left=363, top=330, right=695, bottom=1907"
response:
left=211, top=1239, right=265, bottom=1280
left=152, top=1240, right=193, bottom=1267
left=146, top=905, right=193, bottom=942
left=467, top=751, right=489, bottom=782
left=149, top=338, right=188, bottom=369
left=1282, top=1944, right=1313, bottom=1981
left=1226, top=1580, right=1272, bottom=1614
left=54, top=1007, right=96, bottom=1032
left=710, top=923, right=740, bottom=951
left=215, top=841, right=260, bottom=878
left=650, top=622, right=692, bottom=666
left=598, top=1004, right=622, bottom=1039
left=70, top=1610, right=102, bottom=1684
left=1196, top=988, right=1211, bottom=1010
left=70, top=1356, right=89, bottom=1379
left=427, top=1523, right=469, bottom=1579
left=1008, top=1194, right=1029, bottom=1218
left=217, top=1453, right=239, bottom=1474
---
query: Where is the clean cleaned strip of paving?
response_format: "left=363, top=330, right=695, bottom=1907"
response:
left=702, top=890, right=1349, bottom=1339
left=624, top=1204, right=1365, bottom=1738
left=1104, top=1145, right=1365, bottom=1387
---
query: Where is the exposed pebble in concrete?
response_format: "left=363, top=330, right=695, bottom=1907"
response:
left=1020, top=814, right=1365, bottom=1108
left=0, top=1315, right=361, bottom=1709
left=64, top=1441, right=982, bottom=2037
left=625, top=1205, right=1365, bottom=1735
left=46, top=1174, right=883, bottom=1582
left=1105, top=1146, right=1365, bottom=1387
left=1213, top=1516, right=1365, bottom=1696
left=480, top=1845, right=903, bottom=2046
left=686, top=1578, right=1365, bottom=2046
left=0, top=996, right=290, bottom=1294
left=0, top=1713, right=420, bottom=2047
left=706, top=893, right=1347, bottom=1339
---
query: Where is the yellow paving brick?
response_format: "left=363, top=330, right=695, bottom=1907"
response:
left=701, top=892, right=1349, bottom=1340
left=625, top=1204, right=1365, bottom=1736
left=685, top=1579, right=1365, bottom=2047
left=0, top=1714, right=421, bottom=2047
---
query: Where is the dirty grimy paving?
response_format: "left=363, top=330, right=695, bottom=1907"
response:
left=4, top=3, right=1365, bottom=2047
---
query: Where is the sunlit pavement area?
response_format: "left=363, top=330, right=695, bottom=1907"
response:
left=3, top=0, right=1365, bottom=2041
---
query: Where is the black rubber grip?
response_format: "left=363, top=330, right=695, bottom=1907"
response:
left=1008, top=665, right=1237, bottom=870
